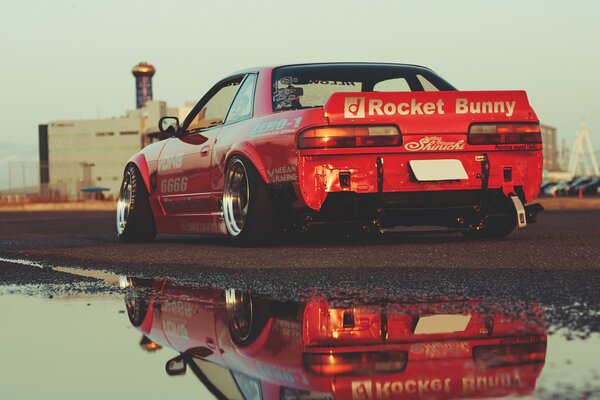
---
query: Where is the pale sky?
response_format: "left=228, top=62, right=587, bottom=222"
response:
left=1, top=0, right=599, bottom=187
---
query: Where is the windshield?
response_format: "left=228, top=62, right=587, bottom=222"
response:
left=272, top=64, right=456, bottom=111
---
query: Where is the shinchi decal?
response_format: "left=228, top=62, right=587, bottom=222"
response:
left=409, top=341, right=470, bottom=357
left=404, top=136, right=465, bottom=151
left=267, top=165, right=297, bottom=182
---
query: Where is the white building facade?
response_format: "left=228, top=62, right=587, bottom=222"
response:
left=43, top=100, right=193, bottom=200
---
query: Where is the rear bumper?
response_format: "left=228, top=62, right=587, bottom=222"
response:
left=297, top=150, right=543, bottom=214
left=312, top=189, right=544, bottom=229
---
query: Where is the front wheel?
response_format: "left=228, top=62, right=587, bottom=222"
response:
left=124, top=278, right=153, bottom=327
left=222, top=157, right=280, bottom=246
left=116, top=164, right=156, bottom=243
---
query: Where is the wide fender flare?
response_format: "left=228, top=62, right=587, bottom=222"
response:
left=127, top=153, right=152, bottom=193
left=225, top=142, right=269, bottom=184
left=138, top=279, right=168, bottom=336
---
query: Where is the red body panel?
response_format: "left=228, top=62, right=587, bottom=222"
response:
left=300, top=91, right=541, bottom=211
left=127, top=153, right=152, bottom=193
left=130, top=281, right=547, bottom=400
left=123, top=65, right=543, bottom=235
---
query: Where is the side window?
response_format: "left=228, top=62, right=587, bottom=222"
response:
left=417, top=74, right=440, bottom=91
left=373, top=78, right=411, bottom=92
left=226, top=74, right=257, bottom=124
left=186, top=78, right=243, bottom=132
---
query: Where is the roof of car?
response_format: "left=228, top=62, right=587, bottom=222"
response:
left=229, top=62, right=437, bottom=76
left=274, top=62, right=434, bottom=70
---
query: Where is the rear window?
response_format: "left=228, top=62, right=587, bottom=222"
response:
left=272, top=64, right=455, bottom=111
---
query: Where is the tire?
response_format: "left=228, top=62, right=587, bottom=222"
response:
left=116, top=164, right=156, bottom=243
left=462, top=214, right=516, bottom=239
left=225, top=289, right=270, bottom=346
left=222, top=157, right=280, bottom=246
left=124, top=278, right=154, bottom=327
left=125, top=290, right=150, bottom=327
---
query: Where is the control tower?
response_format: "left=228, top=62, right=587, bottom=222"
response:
left=132, top=62, right=155, bottom=109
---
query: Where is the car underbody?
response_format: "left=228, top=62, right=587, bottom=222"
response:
left=273, top=183, right=543, bottom=235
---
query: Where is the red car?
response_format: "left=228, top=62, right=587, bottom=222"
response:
left=126, top=279, right=547, bottom=400
left=116, top=63, right=543, bottom=244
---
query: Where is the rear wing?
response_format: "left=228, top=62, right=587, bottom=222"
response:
left=323, top=91, right=538, bottom=134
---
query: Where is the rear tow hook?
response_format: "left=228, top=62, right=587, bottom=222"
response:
left=510, top=195, right=527, bottom=229
left=509, top=197, right=545, bottom=229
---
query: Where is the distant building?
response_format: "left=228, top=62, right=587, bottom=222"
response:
left=38, top=63, right=194, bottom=200
left=541, top=124, right=560, bottom=172
left=39, top=100, right=193, bottom=200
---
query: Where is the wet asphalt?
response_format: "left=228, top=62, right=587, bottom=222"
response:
left=1, top=210, right=599, bottom=336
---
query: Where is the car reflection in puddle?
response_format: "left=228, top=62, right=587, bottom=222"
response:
left=124, top=278, right=547, bottom=400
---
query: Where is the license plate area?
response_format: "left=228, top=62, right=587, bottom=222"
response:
left=409, top=159, right=468, bottom=181
left=414, top=314, right=472, bottom=335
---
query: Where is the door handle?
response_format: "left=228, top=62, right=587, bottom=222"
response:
left=200, top=145, right=210, bottom=157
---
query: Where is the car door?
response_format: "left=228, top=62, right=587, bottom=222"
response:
left=157, top=76, right=244, bottom=218
left=158, top=283, right=223, bottom=363
left=211, top=73, right=258, bottom=192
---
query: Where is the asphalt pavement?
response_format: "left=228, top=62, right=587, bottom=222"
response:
left=1, top=208, right=599, bottom=400
left=1, top=209, right=599, bottom=271
left=1, top=208, right=599, bottom=336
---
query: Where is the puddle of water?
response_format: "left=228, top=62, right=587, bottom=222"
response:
left=0, top=294, right=212, bottom=400
left=1, top=279, right=599, bottom=400
left=536, top=333, right=600, bottom=398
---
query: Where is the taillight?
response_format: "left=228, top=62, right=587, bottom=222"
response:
left=297, top=126, right=401, bottom=149
left=304, top=303, right=383, bottom=346
left=468, top=123, right=541, bottom=145
left=473, top=340, right=547, bottom=367
left=303, top=351, right=407, bottom=375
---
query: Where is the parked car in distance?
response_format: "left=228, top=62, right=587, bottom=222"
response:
left=566, top=176, right=593, bottom=196
left=579, top=176, right=600, bottom=196
left=545, top=181, right=569, bottom=197
left=539, top=182, right=556, bottom=196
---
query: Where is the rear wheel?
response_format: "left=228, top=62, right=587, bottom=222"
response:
left=225, top=289, right=270, bottom=346
left=222, top=157, right=280, bottom=246
left=116, top=164, right=156, bottom=243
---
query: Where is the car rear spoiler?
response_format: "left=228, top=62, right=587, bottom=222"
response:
left=323, top=91, right=538, bottom=134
